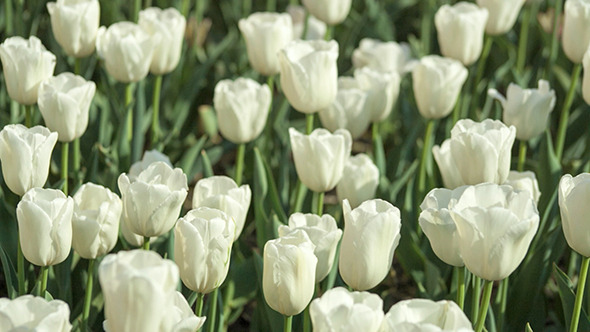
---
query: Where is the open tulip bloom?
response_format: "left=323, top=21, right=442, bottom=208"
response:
left=0, top=295, right=72, bottom=331
left=381, top=298, right=473, bottom=332
left=352, top=38, right=415, bottom=75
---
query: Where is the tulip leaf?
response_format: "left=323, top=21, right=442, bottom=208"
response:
left=252, top=252, right=283, bottom=332
left=525, top=323, right=534, bottom=332
left=177, top=135, right=208, bottom=179
left=201, top=149, right=214, bottom=178
left=552, top=263, right=590, bottom=331
left=254, top=147, right=288, bottom=223
left=0, top=244, right=18, bottom=299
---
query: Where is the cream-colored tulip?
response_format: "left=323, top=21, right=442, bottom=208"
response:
left=352, top=38, right=415, bottom=75
left=302, top=0, right=352, bottom=25
left=562, top=0, right=590, bottom=63
left=129, top=149, right=172, bottom=179
left=336, top=154, right=379, bottom=209
left=504, top=171, right=541, bottom=205
left=47, top=0, right=100, bottom=58
left=139, top=7, right=186, bottom=75
left=355, top=67, right=401, bottom=122
left=476, top=0, right=526, bottom=35
left=287, top=5, right=327, bottom=40
left=0, top=295, right=72, bottom=331
left=381, top=299, right=474, bottom=332
left=559, top=173, right=590, bottom=257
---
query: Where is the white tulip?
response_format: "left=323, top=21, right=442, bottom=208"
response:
left=336, top=154, right=379, bottom=209
left=562, top=0, right=590, bottom=63
left=0, top=295, right=72, bottom=331
left=504, top=171, right=541, bottom=204
left=352, top=38, right=415, bottom=75
left=47, top=0, right=100, bottom=58
left=139, top=7, right=186, bottom=75
left=302, top=0, right=352, bottom=25
left=559, top=173, right=590, bottom=257
left=129, top=149, right=172, bottom=180
left=355, top=67, right=401, bottom=122
left=476, top=0, right=526, bottom=35
left=287, top=5, right=327, bottom=40
left=381, top=299, right=473, bottom=332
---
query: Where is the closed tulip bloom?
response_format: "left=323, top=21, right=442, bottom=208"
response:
left=433, top=119, right=516, bottom=189
left=310, top=287, right=384, bottom=332
left=0, top=295, right=72, bottom=331
left=139, top=7, right=186, bottom=75
left=0, top=125, right=58, bottom=196
left=263, top=230, right=317, bottom=316
left=37, top=72, right=96, bottom=142
left=174, top=207, right=235, bottom=294
left=118, top=162, right=188, bottom=238
left=129, top=149, right=172, bottom=179
left=302, top=0, right=352, bottom=25
left=339, top=199, right=401, bottom=291
left=336, top=154, right=379, bottom=209
left=559, top=173, right=590, bottom=257
left=238, top=12, right=293, bottom=76
left=289, top=128, right=352, bottom=193
left=279, top=40, right=339, bottom=114
left=449, top=183, right=539, bottom=281
left=352, top=38, right=415, bottom=75
left=435, top=3, right=489, bottom=66
left=488, top=80, right=556, bottom=141
left=17, top=188, right=74, bottom=267
left=583, top=51, right=590, bottom=105
left=562, top=0, right=590, bottom=63
left=213, top=78, right=271, bottom=144
left=381, top=299, right=473, bottom=332
left=0, top=36, right=56, bottom=105
left=72, top=183, right=122, bottom=259
left=47, top=0, right=100, bottom=58
left=287, top=5, right=327, bottom=40
left=96, top=22, right=156, bottom=83
left=476, top=0, right=526, bottom=35
left=355, top=67, right=401, bottom=122
left=504, top=171, right=541, bottom=204
left=278, top=213, right=342, bottom=283
left=412, top=55, right=468, bottom=120
left=192, top=176, right=251, bottom=242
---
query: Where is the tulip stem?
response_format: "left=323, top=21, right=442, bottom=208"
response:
left=284, top=315, right=293, bottom=332
left=570, top=255, right=590, bottom=332
left=132, top=0, right=141, bottom=22
left=418, top=120, right=435, bottom=196
left=82, top=259, right=95, bottom=332
left=452, top=93, right=462, bottom=126
left=517, top=140, right=527, bottom=172
left=305, top=114, right=314, bottom=135
left=126, top=83, right=134, bottom=143
left=324, top=26, right=333, bottom=41
left=235, top=143, right=245, bottom=186
left=151, top=75, right=163, bottom=147
left=142, top=236, right=150, bottom=250
left=195, top=292, right=204, bottom=317
left=291, top=181, right=308, bottom=214
left=315, top=192, right=324, bottom=216
left=457, top=266, right=465, bottom=310
left=267, top=75, right=275, bottom=99
left=61, top=142, right=69, bottom=196
left=25, top=105, right=32, bottom=128
left=208, top=288, right=219, bottom=332
left=474, top=279, right=493, bottom=332
left=17, top=238, right=25, bottom=296
left=39, top=266, right=49, bottom=298
left=517, top=4, right=531, bottom=75
left=495, top=277, right=509, bottom=331
left=546, top=0, right=563, bottom=80
left=73, top=138, right=81, bottom=186
left=470, top=36, right=493, bottom=115
left=471, top=275, right=481, bottom=322
left=555, top=63, right=582, bottom=161
left=74, top=57, right=82, bottom=76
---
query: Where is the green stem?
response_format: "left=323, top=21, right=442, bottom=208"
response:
left=5, top=0, right=13, bottom=35
left=266, top=0, right=276, bottom=12
left=571, top=256, right=590, bottom=332
left=73, top=138, right=81, bottom=186
left=303, top=305, right=311, bottom=332
left=324, top=25, right=333, bottom=41
left=305, top=114, right=314, bottom=135
left=418, top=120, right=435, bottom=194
left=208, top=288, right=219, bottom=332
left=267, top=75, right=275, bottom=99
left=517, top=4, right=531, bottom=75
left=74, top=57, right=82, bottom=76
left=82, top=259, right=95, bottom=332
left=142, top=236, right=150, bottom=250
left=555, top=63, right=582, bottom=161
left=235, top=143, right=245, bottom=186
left=39, top=266, right=49, bottom=298
left=452, top=93, right=462, bottom=127
left=419, top=0, right=436, bottom=55
left=61, top=142, right=69, bottom=196
left=471, top=36, right=493, bottom=114
left=292, top=181, right=307, bottom=214
left=284, top=315, right=293, bottom=332
left=457, top=266, right=465, bottom=310
left=17, top=238, right=25, bottom=296
left=471, top=275, right=481, bottom=322
left=25, top=105, right=32, bottom=128
left=151, top=75, right=163, bottom=147
left=133, top=0, right=141, bottom=22
left=475, top=280, right=494, bottom=332
left=372, top=122, right=385, bottom=177
left=181, top=0, right=190, bottom=17
left=517, top=140, right=527, bottom=172
left=126, top=84, right=134, bottom=142
left=546, top=0, right=563, bottom=80
left=496, top=278, right=509, bottom=331
left=195, top=292, right=204, bottom=317
left=316, top=192, right=324, bottom=216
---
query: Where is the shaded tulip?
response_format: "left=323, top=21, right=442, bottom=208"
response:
left=287, top=5, right=327, bottom=40
left=0, top=124, right=58, bottom=196
left=339, top=199, right=401, bottom=291
left=310, top=287, right=384, bottom=332
left=562, top=0, right=590, bottom=63
left=435, top=2, right=489, bottom=66
left=278, top=213, right=342, bottom=282
left=139, top=7, right=186, bottom=75
left=488, top=80, right=556, bottom=141
left=263, top=230, right=317, bottom=316
left=476, top=0, right=526, bottom=35
left=17, top=188, right=74, bottom=267
left=433, top=119, right=516, bottom=189
left=336, top=153, right=379, bottom=209
left=192, top=176, right=251, bottom=242
left=213, top=78, right=271, bottom=144
left=118, top=162, right=188, bottom=238
left=37, top=72, right=96, bottom=142
left=47, top=0, right=100, bottom=58
left=174, top=207, right=235, bottom=294
left=279, top=39, right=339, bottom=114
left=289, top=127, right=352, bottom=193
left=559, top=173, right=590, bottom=257
left=72, top=183, right=122, bottom=259
left=302, top=0, right=352, bottom=25
left=381, top=299, right=473, bottom=332
left=412, top=55, right=468, bottom=120
left=355, top=67, right=401, bottom=122
left=449, top=183, right=539, bottom=281
left=0, top=36, right=56, bottom=105
left=583, top=50, right=590, bottom=105
left=352, top=38, right=415, bottom=75
left=238, top=12, right=293, bottom=76
left=504, top=171, right=541, bottom=204
left=0, top=295, right=72, bottom=331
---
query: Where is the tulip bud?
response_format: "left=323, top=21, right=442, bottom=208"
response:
left=302, top=0, right=352, bottom=25
left=504, top=171, right=541, bottom=204
left=339, top=199, right=401, bottom=291
left=174, top=207, right=235, bottom=294
left=583, top=50, right=590, bottom=105
left=559, top=173, right=590, bottom=257
left=0, top=295, right=72, bottom=331
left=47, top=0, right=100, bottom=58
left=263, top=230, right=317, bottom=316
left=488, top=80, right=556, bottom=141
left=213, top=78, right=272, bottom=144
left=476, top=0, right=526, bottom=35
left=279, top=40, right=339, bottom=114
left=289, top=127, right=352, bottom=193
left=287, top=5, right=327, bottom=40
left=17, top=188, right=74, bottom=267
left=139, top=7, right=186, bottom=75
left=72, top=183, right=122, bottom=259
left=118, top=162, right=188, bottom=238
left=310, top=287, right=384, bottom=332
left=37, top=73, right=96, bottom=142
left=0, top=36, right=56, bottom=105
left=96, top=22, right=156, bottom=83
left=562, top=0, right=590, bottom=63
left=433, top=119, right=516, bottom=189
left=449, top=183, right=539, bottom=281
left=238, top=12, right=294, bottom=76
left=435, top=2, right=489, bottom=66
left=192, top=176, right=251, bottom=242
left=355, top=67, right=401, bottom=123
left=412, top=55, right=468, bottom=120
left=381, top=299, right=473, bottom=331
left=0, top=125, right=58, bottom=196
left=278, top=213, right=342, bottom=283
left=352, top=38, right=415, bottom=75
left=336, top=154, right=379, bottom=209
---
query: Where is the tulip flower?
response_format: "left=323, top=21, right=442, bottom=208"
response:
left=412, top=55, right=468, bottom=120
left=0, top=36, right=56, bottom=105
left=46, top=0, right=100, bottom=58
left=336, top=153, right=379, bottom=209
left=352, top=38, right=415, bottom=75
left=278, top=213, right=342, bottom=283
left=302, top=0, right=352, bottom=25
left=355, top=67, right=401, bottom=123
left=118, top=161, right=188, bottom=239
left=504, top=171, right=541, bottom=205
left=192, top=176, right=251, bottom=242
left=213, top=78, right=272, bottom=144
left=339, top=199, right=401, bottom=291
left=434, top=2, right=489, bottom=66
left=0, top=295, right=72, bottom=331
left=562, top=0, right=590, bottom=64
left=238, top=12, right=294, bottom=76
left=476, top=0, right=526, bottom=35
left=433, top=119, right=516, bottom=189
left=129, top=149, right=173, bottom=179
left=37, top=72, right=96, bottom=142
left=381, top=299, right=473, bottom=332
left=279, top=39, right=339, bottom=114
left=558, top=173, right=590, bottom=257
left=310, top=287, right=384, bottom=332
left=287, top=5, right=327, bottom=40
left=289, top=128, right=352, bottom=193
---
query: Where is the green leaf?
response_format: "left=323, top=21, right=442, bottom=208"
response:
left=553, top=263, right=590, bottom=331
left=0, top=244, right=18, bottom=299
left=254, top=148, right=288, bottom=223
